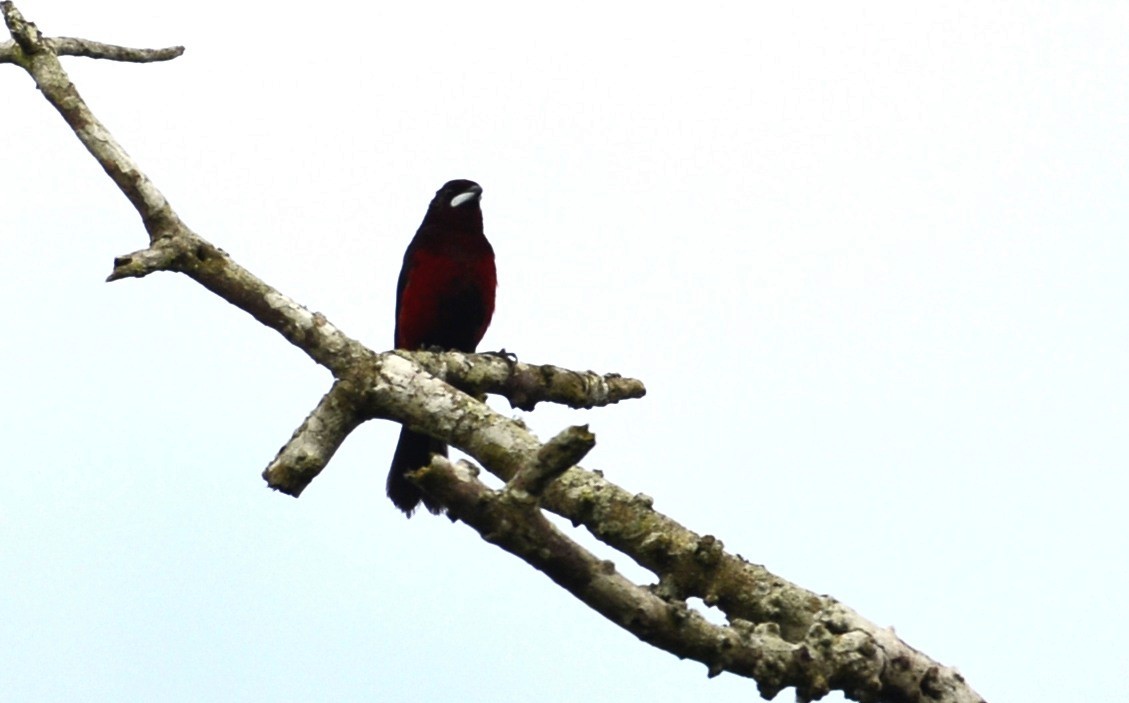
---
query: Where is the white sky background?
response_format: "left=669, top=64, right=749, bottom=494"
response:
left=2, top=1, right=1126, bottom=700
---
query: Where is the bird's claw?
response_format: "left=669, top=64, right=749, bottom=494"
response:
left=483, top=348, right=519, bottom=365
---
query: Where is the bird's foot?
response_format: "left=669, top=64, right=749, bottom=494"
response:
left=483, top=348, right=519, bottom=364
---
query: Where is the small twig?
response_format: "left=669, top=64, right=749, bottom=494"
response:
left=105, top=240, right=185, bottom=281
left=44, top=36, right=182, bottom=62
left=0, top=36, right=184, bottom=63
left=505, top=425, right=595, bottom=499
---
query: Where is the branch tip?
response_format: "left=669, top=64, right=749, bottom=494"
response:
left=261, top=381, right=363, bottom=495
left=505, top=424, right=595, bottom=499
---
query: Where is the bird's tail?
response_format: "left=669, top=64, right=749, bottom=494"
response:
left=387, top=426, right=447, bottom=515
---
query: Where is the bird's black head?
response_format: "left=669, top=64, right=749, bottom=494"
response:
left=432, top=179, right=483, bottom=210
left=418, top=179, right=485, bottom=236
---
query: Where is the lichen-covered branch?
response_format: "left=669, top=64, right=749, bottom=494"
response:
left=505, top=425, right=595, bottom=499
left=395, top=349, right=646, bottom=410
left=356, top=354, right=983, bottom=702
left=2, top=2, right=182, bottom=233
left=416, top=456, right=799, bottom=690
left=262, top=354, right=634, bottom=497
left=544, top=468, right=981, bottom=701
left=0, top=35, right=183, bottom=63
left=1, top=1, right=368, bottom=375
left=418, top=456, right=984, bottom=703
left=2, top=4, right=983, bottom=701
left=261, top=380, right=365, bottom=494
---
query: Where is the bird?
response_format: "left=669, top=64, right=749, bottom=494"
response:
left=387, top=179, right=497, bottom=515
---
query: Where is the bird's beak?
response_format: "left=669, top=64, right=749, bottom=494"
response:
left=450, top=184, right=483, bottom=208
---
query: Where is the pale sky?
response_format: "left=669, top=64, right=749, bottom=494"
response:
left=3, top=2, right=1127, bottom=701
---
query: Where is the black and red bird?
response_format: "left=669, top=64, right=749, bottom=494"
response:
left=387, top=179, right=496, bottom=515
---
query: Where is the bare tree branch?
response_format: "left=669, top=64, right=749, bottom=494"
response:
left=396, top=349, right=647, bottom=411
left=261, top=354, right=634, bottom=496
left=2, top=2, right=183, bottom=232
left=361, top=355, right=983, bottom=702
left=1, top=0, right=370, bottom=374
left=0, top=35, right=184, bottom=63
left=419, top=455, right=983, bottom=703
left=2, top=4, right=985, bottom=701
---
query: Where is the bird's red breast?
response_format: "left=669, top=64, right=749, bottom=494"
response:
left=395, top=247, right=496, bottom=351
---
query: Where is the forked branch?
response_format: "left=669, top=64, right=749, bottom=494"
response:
left=1, top=4, right=983, bottom=701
